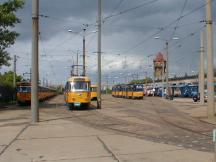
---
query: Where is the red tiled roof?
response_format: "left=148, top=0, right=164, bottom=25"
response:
left=154, top=52, right=166, bottom=62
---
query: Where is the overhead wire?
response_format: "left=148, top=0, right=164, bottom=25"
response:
left=105, top=0, right=126, bottom=19
left=165, top=0, right=215, bottom=29
left=167, top=25, right=206, bottom=75
left=122, top=28, right=164, bottom=54
left=30, top=1, right=215, bottom=81
left=177, top=20, right=207, bottom=28
left=38, top=0, right=159, bottom=61
left=45, top=33, right=78, bottom=54
left=154, top=23, right=205, bottom=63
left=169, top=0, right=188, bottom=40
left=110, top=0, right=126, bottom=15
left=169, top=25, right=206, bottom=53
left=39, top=32, right=56, bottom=79
left=39, top=14, right=96, bottom=28
left=116, top=0, right=214, bottom=56
left=103, top=0, right=159, bottom=23
left=117, top=23, right=205, bottom=75
left=39, top=14, right=96, bottom=54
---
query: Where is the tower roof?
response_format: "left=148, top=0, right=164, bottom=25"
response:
left=154, top=52, right=166, bottom=62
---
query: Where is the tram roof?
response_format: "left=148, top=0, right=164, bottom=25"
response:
left=17, top=81, right=30, bottom=86
left=67, top=76, right=91, bottom=82
left=91, top=84, right=97, bottom=88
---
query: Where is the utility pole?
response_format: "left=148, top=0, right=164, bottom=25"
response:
left=31, top=0, right=39, bottom=123
left=165, top=41, right=169, bottom=98
left=106, top=76, right=109, bottom=94
left=145, top=71, right=148, bottom=90
left=77, top=51, right=79, bottom=75
left=43, top=77, right=45, bottom=87
left=13, top=55, right=17, bottom=88
left=162, top=62, right=165, bottom=98
left=83, top=28, right=86, bottom=76
left=199, top=31, right=205, bottom=105
left=30, top=68, right=32, bottom=81
left=153, top=58, right=156, bottom=95
left=97, top=0, right=102, bottom=109
left=153, top=71, right=155, bottom=96
left=206, top=0, right=215, bottom=120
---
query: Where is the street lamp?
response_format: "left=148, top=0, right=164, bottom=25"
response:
left=146, top=54, right=155, bottom=90
left=68, top=29, right=97, bottom=76
left=154, top=36, right=179, bottom=98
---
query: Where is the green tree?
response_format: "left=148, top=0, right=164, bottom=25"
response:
left=0, top=0, right=24, bottom=68
left=130, top=77, right=152, bottom=84
left=0, top=71, right=22, bottom=86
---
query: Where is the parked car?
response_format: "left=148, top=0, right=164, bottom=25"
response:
left=146, top=88, right=154, bottom=96
left=193, top=90, right=208, bottom=102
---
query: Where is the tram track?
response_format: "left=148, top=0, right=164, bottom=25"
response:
left=149, top=99, right=212, bottom=138
left=41, top=95, right=214, bottom=152
left=71, top=110, right=212, bottom=152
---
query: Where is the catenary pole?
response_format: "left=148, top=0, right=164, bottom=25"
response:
left=165, top=41, right=169, bottom=98
left=162, top=62, right=165, bottom=98
left=153, top=70, right=155, bottom=96
left=97, top=0, right=102, bottom=109
left=77, top=51, right=79, bottom=75
left=206, top=0, right=215, bottom=119
left=13, top=55, right=17, bottom=88
left=31, top=0, right=39, bottom=123
left=199, top=31, right=205, bottom=105
left=83, top=28, right=86, bottom=76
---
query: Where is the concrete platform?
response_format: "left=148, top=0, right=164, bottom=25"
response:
left=18, top=119, right=112, bottom=140
left=0, top=97, right=214, bottom=162
left=0, top=126, right=26, bottom=145
left=0, top=136, right=112, bottom=162
left=0, top=114, right=213, bottom=162
left=100, top=135, right=213, bottom=162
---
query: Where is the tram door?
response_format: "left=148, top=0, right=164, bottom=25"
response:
left=64, top=82, right=70, bottom=103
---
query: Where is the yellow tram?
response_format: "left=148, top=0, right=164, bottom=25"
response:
left=90, top=84, right=97, bottom=101
left=112, top=84, right=144, bottom=99
left=64, top=76, right=91, bottom=109
left=112, top=85, right=117, bottom=97
left=131, top=84, right=144, bottom=99
left=115, top=85, right=122, bottom=97
left=17, top=81, right=57, bottom=105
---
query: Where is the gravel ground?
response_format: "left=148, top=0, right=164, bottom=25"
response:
left=39, top=95, right=214, bottom=152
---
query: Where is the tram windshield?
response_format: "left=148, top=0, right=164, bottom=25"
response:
left=135, top=85, right=143, bottom=92
left=18, top=86, right=31, bottom=92
left=70, top=81, right=90, bottom=92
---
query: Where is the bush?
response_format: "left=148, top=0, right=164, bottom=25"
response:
left=0, top=85, right=15, bottom=103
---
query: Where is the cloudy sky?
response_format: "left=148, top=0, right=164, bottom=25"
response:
left=1, top=0, right=216, bottom=85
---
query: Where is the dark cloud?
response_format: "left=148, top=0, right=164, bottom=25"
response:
left=1, top=0, right=216, bottom=84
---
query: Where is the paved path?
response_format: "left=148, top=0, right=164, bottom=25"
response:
left=0, top=95, right=214, bottom=162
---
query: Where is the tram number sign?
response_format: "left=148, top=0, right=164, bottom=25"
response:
left=74, top=78, right=85, bottom=81
left=213, top=129, right=216, bottom=142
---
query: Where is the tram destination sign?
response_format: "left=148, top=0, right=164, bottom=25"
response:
left=74, top=78, right=85, bottom=82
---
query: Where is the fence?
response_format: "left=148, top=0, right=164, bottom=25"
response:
left=0, top=85, right=16, bottom=103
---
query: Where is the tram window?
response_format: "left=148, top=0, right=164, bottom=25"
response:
left=65, top=82, right=71, bottom=92
left=70, top=81, right=90, bottom=91
left=39, top=87, right=42, bottom=92
left=91, top=87, right=97, bottom=92
left=136, top=86, right=143, bottom=92
left=18, top=86, right=31, bottom=92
